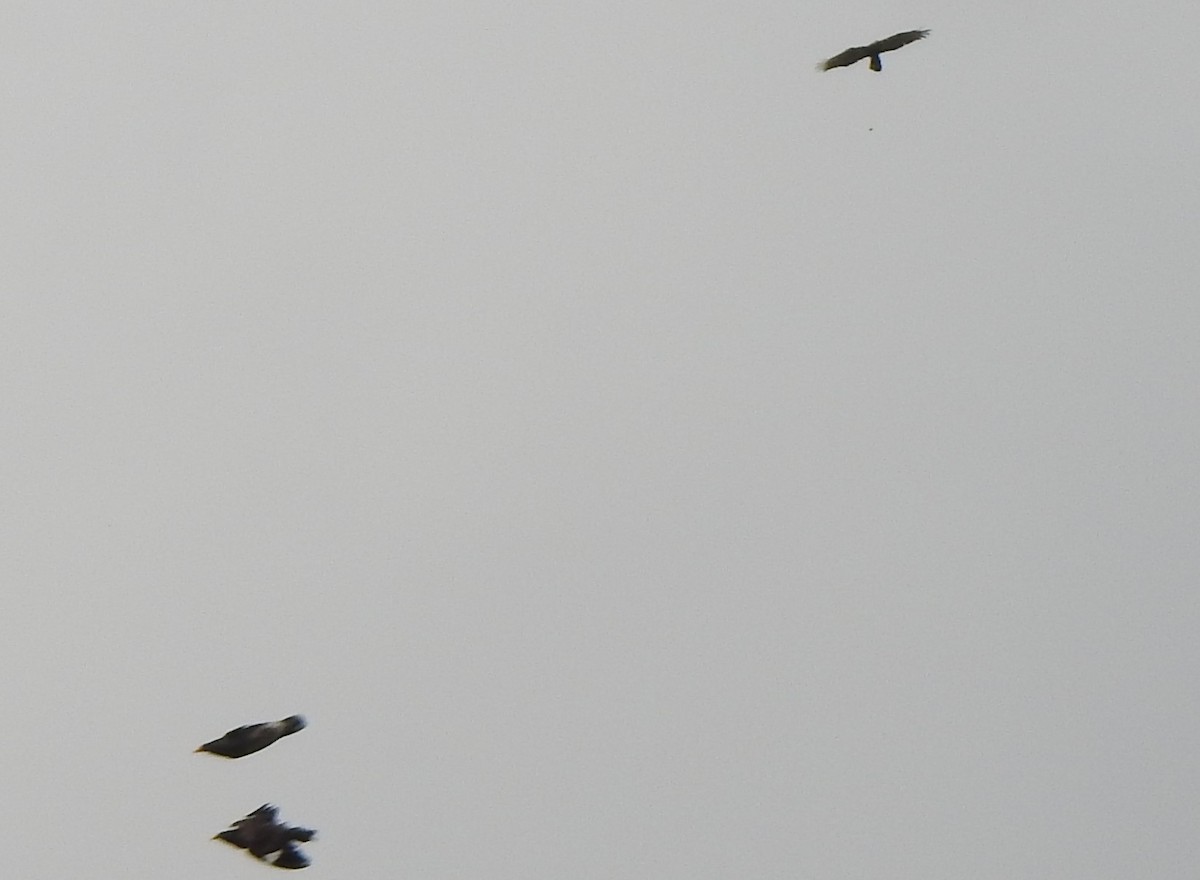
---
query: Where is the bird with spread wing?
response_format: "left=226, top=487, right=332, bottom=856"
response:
left=215, top=804, right=317, bottom=870
left=820, top=30, right=929, bottom=72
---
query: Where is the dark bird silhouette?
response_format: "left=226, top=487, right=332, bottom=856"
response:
left=820, top=30, right=929, bottom=72
left=215, top=804, right=316, bottom=869
left=195, top=715, right=306, bottom=759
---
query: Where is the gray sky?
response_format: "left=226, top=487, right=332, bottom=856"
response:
left=4, top=1, right=1200, bottom=877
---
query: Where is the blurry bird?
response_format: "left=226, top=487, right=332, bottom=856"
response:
left=215, top=804, right=316, bottom=870
left=820, top=30, right=929, bottom=72
left=195, top=715, right=306, bottom=759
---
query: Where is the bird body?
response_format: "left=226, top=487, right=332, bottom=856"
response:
left=820, top=29, right=929, bottom=72
left=215, top=804, right=316, bottom=869
left=196, top=715, right=306, bottom=759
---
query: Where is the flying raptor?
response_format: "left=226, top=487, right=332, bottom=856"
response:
left=820, top=30, right=929, bottom=72
left=195, top=715, right=306, bottom=759
left=214, top=804, right=316, bottom=870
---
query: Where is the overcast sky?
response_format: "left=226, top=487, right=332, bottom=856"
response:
left=4, top=1, right=1200, bottom=878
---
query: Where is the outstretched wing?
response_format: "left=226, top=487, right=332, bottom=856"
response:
left=868, top=30, right=929, bottom=54
left=821, top=44, right=870, bottom=70
left=215, top=804, right=280, bottom=850
left=271, top=842, right=312, bottom=869
left=248, top=804, right=280, bottom=824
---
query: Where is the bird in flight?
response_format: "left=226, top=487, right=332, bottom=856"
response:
left=820, top=30, right=929, bottom=72
left=195, top=715, right=306, bottom=759
left=215, top=804, right=317, bottom=869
